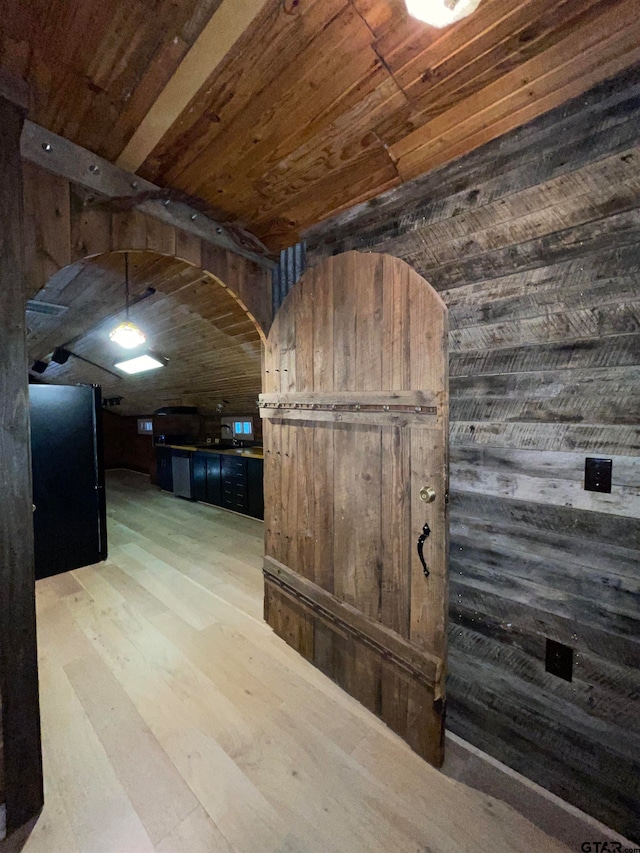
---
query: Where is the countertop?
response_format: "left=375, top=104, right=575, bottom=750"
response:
left=161, top=444, right=264, bottom=460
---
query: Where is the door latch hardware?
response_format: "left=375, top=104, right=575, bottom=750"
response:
left=419, top=486, right=436, bottom=503
left=417, top=522, right=431, bottom=578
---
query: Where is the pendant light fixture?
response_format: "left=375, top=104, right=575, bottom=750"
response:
left=406, top=0, right=482, bottom=28
left=109, top=254, right=147, bottom=349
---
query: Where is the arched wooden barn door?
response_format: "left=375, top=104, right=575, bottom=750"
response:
left=260, top=251, right=449, bottom=766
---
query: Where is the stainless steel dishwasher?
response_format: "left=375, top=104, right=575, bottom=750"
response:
left=171, top=451, right=193, bottom=499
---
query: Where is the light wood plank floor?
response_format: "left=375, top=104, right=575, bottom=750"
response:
left=26, top=470, right=573, bottom=853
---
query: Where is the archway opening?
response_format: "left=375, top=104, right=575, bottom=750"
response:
left=28, top=250, right=264, bottom=416
left=27, top=248, right=266, bottom=568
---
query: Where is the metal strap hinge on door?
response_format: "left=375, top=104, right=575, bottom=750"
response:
left=264, top=569, right=436, bottom=688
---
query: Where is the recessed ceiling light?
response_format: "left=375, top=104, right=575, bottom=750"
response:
left=406, top=0, right=482, bottom=28
left=114, top=354, right=166, bottom=375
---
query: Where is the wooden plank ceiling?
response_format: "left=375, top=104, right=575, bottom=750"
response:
left=4, top=0, right=640, bottom=251
left=27, top=252, right=262, bottom=416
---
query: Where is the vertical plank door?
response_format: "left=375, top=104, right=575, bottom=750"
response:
left=261, top=251, right=448, bottom=766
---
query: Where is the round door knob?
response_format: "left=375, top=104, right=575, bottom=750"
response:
left=419, top=486, right=436, bottom=504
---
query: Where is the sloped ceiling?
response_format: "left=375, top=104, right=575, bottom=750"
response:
left=27, top=252, right=262, bottom=416
left=4, top=0, right=640, bottom=250
left=9, top=0, right=640, bottom=415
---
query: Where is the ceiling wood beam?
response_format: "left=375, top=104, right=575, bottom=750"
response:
left=20, top=120, right=275, bottom=269
left=115, top=0, right=271, bottom=174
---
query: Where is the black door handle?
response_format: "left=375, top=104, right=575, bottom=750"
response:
left=417, top=522, right=431, bottom=578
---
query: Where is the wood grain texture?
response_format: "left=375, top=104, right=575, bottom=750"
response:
left=26, top=251, right=263, bottom=418
left=21, top=167, right=272, bottom=418
left=141, top=0, right=640, bottom=248
left=4, top=0, right=640, bottom=255
left=23, top=470, right=587, bottom=853
left=303, top=64, right=640, bottom=252
left=22, top=167, right=272, bottom=335
left=263, top=558, right=442, bottom=688
left=262, top=251, right=448, bottom=766
left=6, top=0, right=638, bottom=249
left=0, top=96, right=43, bottom=833
left=1, top=0, right=226, bottom=161
left=306, top=66, right=640, bottom=841
left=19, top=120, right=272, bottom=269
left=115, top=0, right=270, bottom=172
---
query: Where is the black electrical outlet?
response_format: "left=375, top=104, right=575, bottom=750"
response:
left=585, top=457, right=612, bottom=493
left=545, top=639, right=573, bottom=682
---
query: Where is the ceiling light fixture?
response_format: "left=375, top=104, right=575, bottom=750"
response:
left=406, top=0, right=482, bottom=28
left=109, top=254, right=147, bottom=349
left=115, top=353, right=166, bottom=375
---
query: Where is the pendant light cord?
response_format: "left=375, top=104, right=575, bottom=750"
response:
left=125, top=253, right=130, bottom=320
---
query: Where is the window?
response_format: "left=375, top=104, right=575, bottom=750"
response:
left=137, top=418, right=153, bottom=434
left=232, top=418, right=253, bottom=439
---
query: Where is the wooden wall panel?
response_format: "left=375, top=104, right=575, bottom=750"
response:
left=22, top=171, right=271, bottom=419
left=0, top=96, right=43, bottom=836
left=102, top=411, right=156, bottom=479
left=22, top=166, right=272, bottom=337
left=6, top=0, right=640, bottom=249
left=132, top=0, right=640, bottom=248
left=305, top=65, right=640, bottom=842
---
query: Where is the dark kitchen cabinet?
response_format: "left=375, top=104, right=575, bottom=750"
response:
left=156, top=447, right=174, bottom=493
left=206, top=454, right=222, bottom=506
left=247, top=458, right=264, bottom=520
left=193, top=452, right=222, bottom=506
left=221, top=455, right=248, bottom=513
left=192, top=452, right=207, bottom=502
left=180, top=449, right=263, bottom=517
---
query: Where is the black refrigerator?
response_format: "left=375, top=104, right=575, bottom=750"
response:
left=30, top=384, right=107, bottom=580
